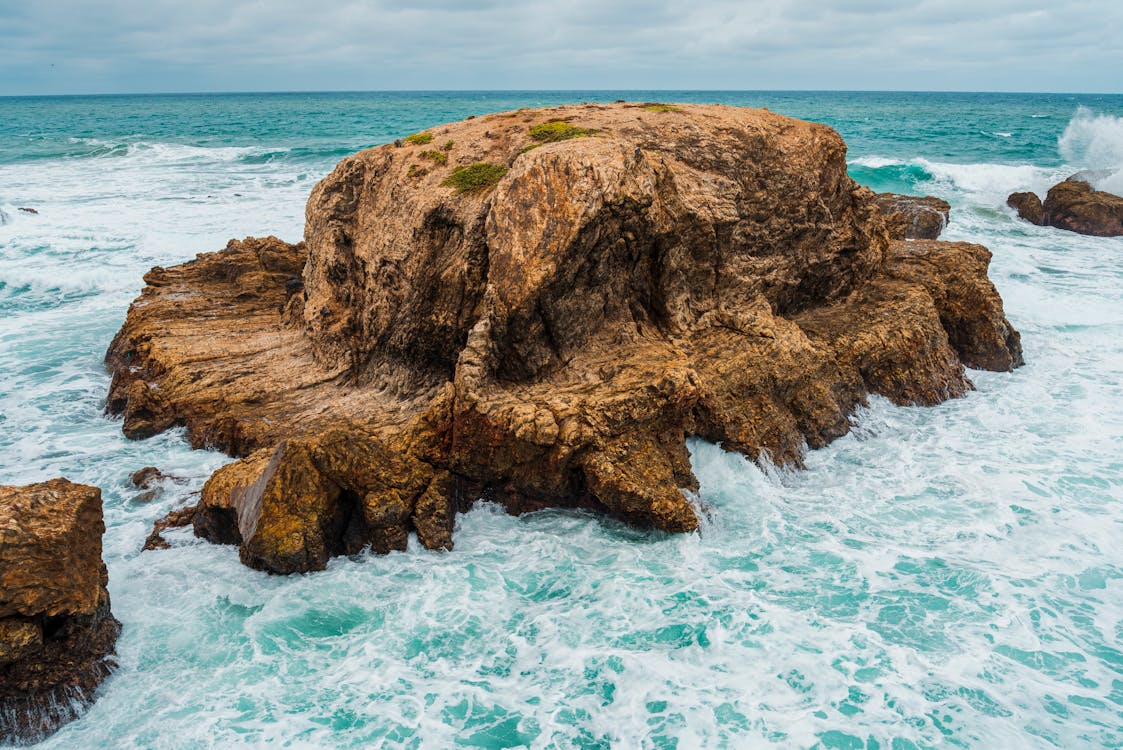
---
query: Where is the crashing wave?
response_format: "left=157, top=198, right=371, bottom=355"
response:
left=1058, top=107, right=1123, bottom=195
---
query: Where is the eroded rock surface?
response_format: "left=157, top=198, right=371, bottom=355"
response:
left=873, top=193, right=951, bottom=240
left=1007, top=191, right=1044, bottom=226
left=1043, top=177, right=1123, bottom=237
left=0, top=479, right=120, bottom=744
left=1008, top=176, right=1123, bottom=236
left=107, top=103, right=1023, bottom=574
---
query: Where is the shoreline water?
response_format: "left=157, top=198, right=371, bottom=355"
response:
left=2, top=92, right=1122, bottom=748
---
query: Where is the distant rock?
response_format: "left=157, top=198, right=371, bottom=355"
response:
left=0, top=479, right=120, bottom=745
left=1006, top=191, right=1044, bottom=225
left=106, top=103, right=1023, bottom=574
left=873, top=193, right=951, bottom=239
left=1008, top=176, right=1123, bottom=236
left=1043, top=177, right=1123, bottom=237
left=16, top=207, right=38, bottom=215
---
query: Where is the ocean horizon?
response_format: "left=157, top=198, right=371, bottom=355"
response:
left=4, top=88, right=1123, bottom=97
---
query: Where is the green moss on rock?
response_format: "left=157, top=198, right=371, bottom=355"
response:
left=441, top=162, right=508, bottom=192
left=528, top=120, right=596, bottom=143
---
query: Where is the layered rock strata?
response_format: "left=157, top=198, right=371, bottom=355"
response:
left=1, top=479, right=120, bottom=744
left=873, top=193, right=951, bottom=240
left=1008, top=175, right=1123, bottom=236
left=106, top=103, right=1023, bottom=574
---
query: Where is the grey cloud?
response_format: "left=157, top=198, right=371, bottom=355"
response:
left=0, top=0, right=1120, bottom=94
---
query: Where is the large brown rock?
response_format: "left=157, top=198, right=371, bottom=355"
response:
left=107, top=103, right=1023, bottom=574
left=873, top=193, right=951, bottom=239
left=0, top=479, right=121, bottom=744
left=1042, top=176, right=1123, bottom=237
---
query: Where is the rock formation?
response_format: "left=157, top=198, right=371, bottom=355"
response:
left=1007, top=191, right=1044, bottom=226
left=1043, top=176, right=1123, bottom=237
left=106, top=103, right=1023, bottom=574
left=1008, top=175, right=1123, bottom=236
left=873, top=193, right=951, bottom=240
left=1, top=479, right=121, bottom=744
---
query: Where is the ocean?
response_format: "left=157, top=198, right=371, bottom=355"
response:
left=1, top=91, right=1122, bottom=748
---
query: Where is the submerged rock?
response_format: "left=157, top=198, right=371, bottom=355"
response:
left=142, top=505, right=197, bottom=551
left=873, top=193, right=951, bottom=239
left=130, top=466, right=164, bottom=489
left=1008, top=176, right=1123, bottom=236
left=0, top=479, right=121, bottom=744
left=106, top=103, right=1023, bottom=574
left=128, top=466, right=187, bottom=503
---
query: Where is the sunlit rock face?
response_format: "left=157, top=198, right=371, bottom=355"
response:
left=106, top=103, right=1023, bottom=574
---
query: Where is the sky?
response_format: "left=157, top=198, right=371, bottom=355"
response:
left=1, top=0, right=1120, bottom=96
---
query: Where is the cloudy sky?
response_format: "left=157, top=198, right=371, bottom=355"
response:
left=2, top=0, right=1120, bottom=95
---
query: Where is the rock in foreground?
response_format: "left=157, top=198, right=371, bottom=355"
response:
left=1008, top=175, right=1123, bottom=236
left=1, top=479, right=120, bottom=745
left=873, top=193, right=951, bottom=239
left=106, top=103, right=1023, bottom=574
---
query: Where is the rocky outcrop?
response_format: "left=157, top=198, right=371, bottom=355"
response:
left=1007, top=191, right=1044, bottom=226
left=873, top=193, right=951, bottom=240
left=1, top=479, right=120, bottom=745
left=1043, top=177, right=1123, bottom=237
left=1008, top=176, right=1123, bottom=236
left=107, top=103, right=1023, bottom=574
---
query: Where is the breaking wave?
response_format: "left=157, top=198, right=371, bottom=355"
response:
left=1058, top=107, right=1123, bottom=194
left=849, top=156, right=1062, bottom=203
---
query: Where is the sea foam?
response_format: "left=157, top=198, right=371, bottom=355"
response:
left=849, top=156, right=1063, bottom=204
left=1058, top=107, right=1123, bottom=194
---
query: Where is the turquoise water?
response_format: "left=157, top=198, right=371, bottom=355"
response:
left=2, top=91, right=1123, bottom=748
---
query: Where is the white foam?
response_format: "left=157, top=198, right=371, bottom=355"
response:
left=1058, top=107, right=1123, bottom=169
left=848, top=156, right=905, bottom=169
left=849, top=155, right=1063, bottom=206
left=918, top=158, right=1061, bottom=201
left=119, top=141, right=264, bottom=165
